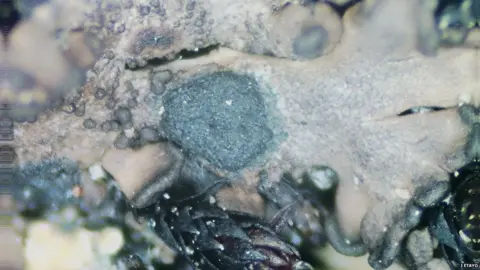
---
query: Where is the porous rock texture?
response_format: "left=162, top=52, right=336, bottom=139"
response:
left=6, top=0, right=477, bottom=269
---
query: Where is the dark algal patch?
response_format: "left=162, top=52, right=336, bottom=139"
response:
left=11, top=158, right=82, bottom=216
left=161, top=71, right=273, bottom=171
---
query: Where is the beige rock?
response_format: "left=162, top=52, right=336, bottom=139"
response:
left=216, top=186, right=266, bottom=216
left=7, top=0, right=477, bottom=268
left=101, top=142, right=184, bottom=207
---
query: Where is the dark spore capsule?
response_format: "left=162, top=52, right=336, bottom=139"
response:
left=94, top=87, right=107, bottom=100
left=114, top=107, right=133, bottom=125
left=83, top=118, right=97, bottom=129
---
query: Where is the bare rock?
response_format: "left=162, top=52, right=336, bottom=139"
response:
left=101, top=143, right=184, bottom=207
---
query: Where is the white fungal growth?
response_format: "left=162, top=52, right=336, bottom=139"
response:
left=459, top=230, right=472, bottom=244
left=88, top=163, right=106, bottom=181
left=309, top=166, right=336, bottom=190
left=148, top=219, right=156, bottom=228
left=394, top=188, right=411, bottom=199
left=459, top=93, right=472, bottom=106
left=124, top=127, right=136, bottom=138
left=209, top=196, right=216, bottom=204
left=96, top=227, right=125, bottom=255
left=185, top=246, right=194, bottom=255
left=158, top=106, right=165, bottom=115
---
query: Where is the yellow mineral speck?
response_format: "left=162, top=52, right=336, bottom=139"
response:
left=96, top=227, right=125, bottom=255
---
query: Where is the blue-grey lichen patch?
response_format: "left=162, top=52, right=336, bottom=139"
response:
left=161, top=71, right=273, bottom=171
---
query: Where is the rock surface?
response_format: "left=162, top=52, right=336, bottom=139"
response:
left=5, top=0, right=478, bottom=269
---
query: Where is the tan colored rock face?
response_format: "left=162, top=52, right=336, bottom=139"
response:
left=101, top=142, right=184, bottom=207
left=4, top=0, right=478, bottom=269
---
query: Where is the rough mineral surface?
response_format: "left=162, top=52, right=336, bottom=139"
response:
left=5, top=0, right=478, bottom=269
